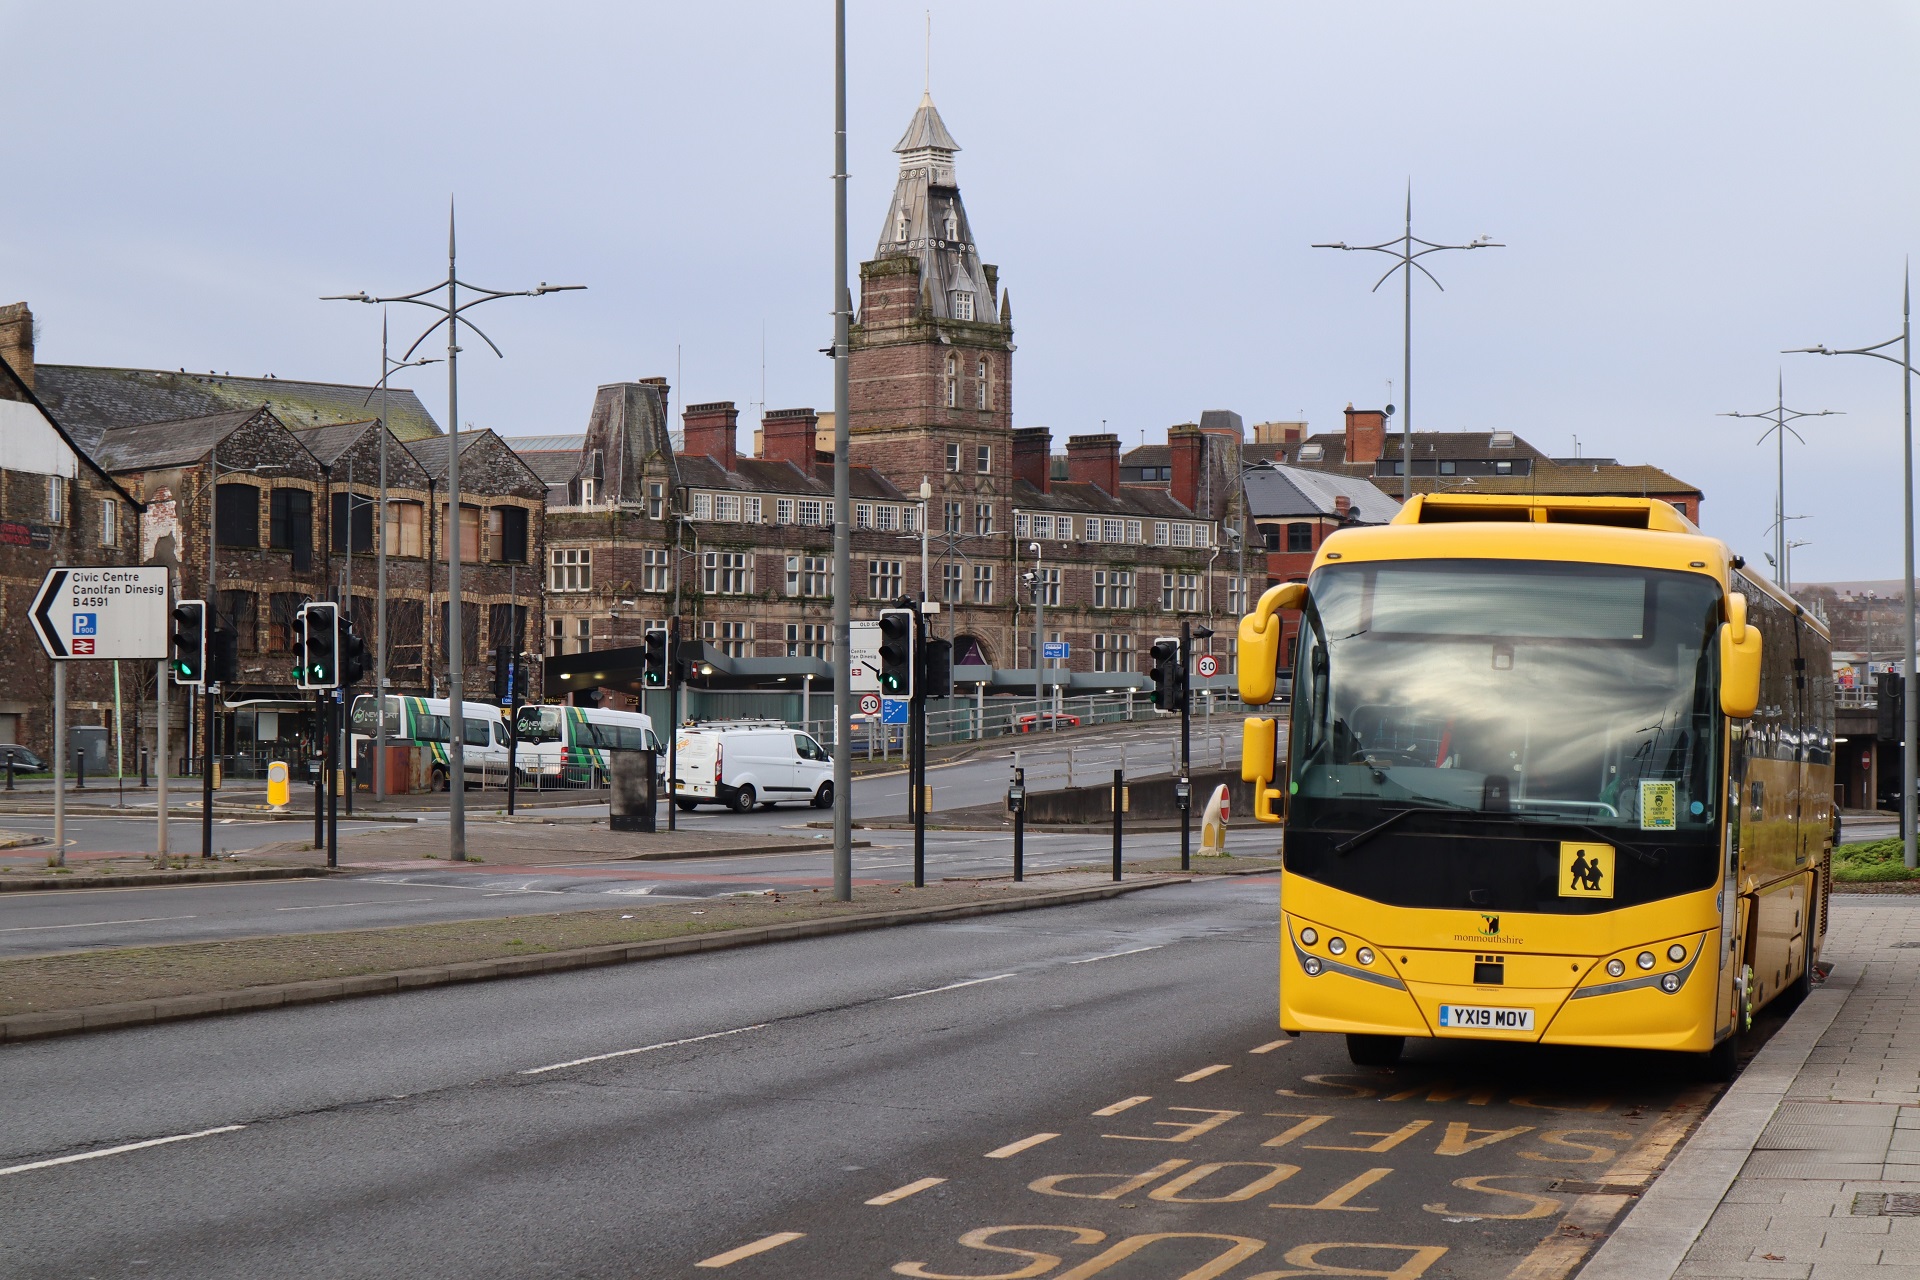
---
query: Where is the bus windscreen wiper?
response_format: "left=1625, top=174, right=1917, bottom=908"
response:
left=1573, top=823, right=1665, bottom=867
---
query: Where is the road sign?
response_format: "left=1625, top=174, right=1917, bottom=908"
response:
left=858, top=693, right=881, bottom=717
left=1042, top=641, right=1069, bottom=660
left=1196, top=654, right=1220, bottom=679
left=850, top=619, right=881, bottom=693
left=881, top=697, right=910, bottom=725
left=31, top=566, right=169, bottom=660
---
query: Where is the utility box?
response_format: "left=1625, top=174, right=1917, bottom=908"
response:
left=609, top=749, right=658, bottom=833
left=71, top=726, right=111, bottom=775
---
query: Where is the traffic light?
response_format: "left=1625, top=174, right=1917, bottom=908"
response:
left=1149, top=637, right=1185, bottom=711
left=492, top=645, right=513, bottom=700
left=171, top=599, right=207, bottom=686
left=340, top=618, right=369, bottom=687
left=878, top=607, right=916, bottom=697
left=298, top=602, right=340, bottom=690
left=922, top=637, right=953, bottom=700
left=209, top=626, right=239, bottom=685
left=1879, top=671, right=1904, bottom=743
left=643, top=627, right=668, bottom=687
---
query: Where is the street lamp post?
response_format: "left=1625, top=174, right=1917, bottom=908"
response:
left=1788, top=269, right=1917, bottom=870
left=1315, top=190, right=1502, bottom=501
left=831, top=0, right=853, bottom=902
left=325, top=205, right=583, bottom=861
left=1720, top=376, right=1838, bottom=583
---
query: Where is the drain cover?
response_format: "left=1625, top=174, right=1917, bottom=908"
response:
left=1853, top=1193, right=1920, bottom=1216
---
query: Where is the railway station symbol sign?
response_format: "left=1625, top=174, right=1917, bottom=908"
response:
left=1559, top=841, right=1615, bottom=899
left=31, top=566, right=170, bottom=660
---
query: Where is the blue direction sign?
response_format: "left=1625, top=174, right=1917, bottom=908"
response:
left=1042, top=641, right=1070, bottom=660
left=881, top=697, right=910, bottom=725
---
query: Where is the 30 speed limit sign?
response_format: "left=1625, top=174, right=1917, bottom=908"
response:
left=859, top=693, right=881, bottom=716
left=1195, top=654, right=1220, bottom=679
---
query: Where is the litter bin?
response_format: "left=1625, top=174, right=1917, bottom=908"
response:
left=609, top=749, right=658, bottom=833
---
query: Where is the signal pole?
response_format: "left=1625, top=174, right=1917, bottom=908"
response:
left=1180, top=619, right=1192, bottom=871
left=912, top=604, right=927, bottom=887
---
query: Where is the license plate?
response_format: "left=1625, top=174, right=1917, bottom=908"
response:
left=1437, top=1004, right=1534, bottom=1033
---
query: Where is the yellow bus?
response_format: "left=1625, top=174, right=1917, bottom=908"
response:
left=1238, top=494, right=1834, bottom=1078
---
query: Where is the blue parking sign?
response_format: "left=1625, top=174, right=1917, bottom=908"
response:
left=72, top=613, right=97, bottom=636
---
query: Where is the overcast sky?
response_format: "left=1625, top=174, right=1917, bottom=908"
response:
left=3, top=2, right=1917, bottom=582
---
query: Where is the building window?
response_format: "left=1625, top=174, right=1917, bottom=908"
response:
left=218, top=589, right=258, bottom=652
left=855, top=503, right=874, bottom=529
left=944, top=501, right=962, bottom=533
left=943, top=206, right=959, bottom=239
left=776, top=497, right=795, bottom=524
left=868, top=559, right=903, bottom=599
left=575, top=617, right=593, bottom=656
left=945, top=442, right=961, bottom=472
left=579, top=477, right=597, bottom=506
left=976, top=360, right=988, bottom=409
left=954, top=291, right=974, bottom=321
left=974, top=502, right=994, bottom=535
left=895, top=208, right=909, bottom=242
left=268, top=592, right=307, bottom=652
left=786, top=623, right=831, bottom=658
left=1152, top=521, right=1170, bottom=547
left=946, top=356, right=957, bottom=408
left=46, top=475, right=66, bottom=525
left=1438, top=460, right=1456, bottom=476
left=385, top=501, right=424, bottom=557
left=876, top=504, right=898, bottom=532
left=436, top=503, right=481, bottom=563
left=270, top=488, right=314, bottom=570
left=1016, top=512, right=1030, bottom=538
left=1287, top=522, right=1312, bottom=553
left=798, top=499, right=823, bottom=526
left=647, top=482, right=665, bottom=519
left=1034, top=567, right=1060, bottom=607
left=1228, top=576, right=1248, bottom=616
left=1125, top=519, right=1142, bottom=544
left=805, top=556, right=830, bottom=596
left=1194, top=524, right=1210, bottom=547
left=1055, top=516, right=1074, bottom=541
left=1094, top=570, right=1134, bottom=609
left=550, top=547, right=592, bottom=592
left=744, top=496, right=762, bottom=523
left=902, top=505, right=918, bottom=533
left=97, top=498, right=117, bottom=547
left=703, top=620, right=750, bottom=657
left=642, top=549, right=670, bottom=593
left=941, top=563, right=962, bottom=603
left=714, top=494, right=741, bottom=522
left=488, top=505, right=529, bottom=563
left=702, top=551, right=751, bottom=594
left=330, top=492, right=373, bottom=554
left=1102, top=518, right=1122, bottom=542
left=1171, top=523, right=1193, bottom=548
left=972, top=564, right=994, bottom=604
left=215, top=483, right=259, bottom=547
left=976, top=443, right=991, bottom=473
left=1093, top=633, right=1134, bottom=673
left=1084, top=518, right=1102, bottom=544
left=1495, top=460, right=1513, bottom=475
left=692, top=492, right=712, bottom=520
left=1160, top=572, right=1199, bottom=612
left=1025, top=513, right=1047, bottom=539
left=549, top=617, right=565, bottom=657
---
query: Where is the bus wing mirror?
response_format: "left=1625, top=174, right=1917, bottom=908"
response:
left=1726, top=590, right=1749, bottom=643
left=1239, top=582, right=1307, bottom=705
left=1719, top=616, right=1762, bottom=719
left=1242, top=716, right=1286, bottom=824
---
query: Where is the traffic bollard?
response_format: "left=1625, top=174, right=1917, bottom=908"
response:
left=1008, top=766, right=1026, bottom=883
left=75, top=750, right=86, bottom=790
left=140, top=749, right=149, bottom=789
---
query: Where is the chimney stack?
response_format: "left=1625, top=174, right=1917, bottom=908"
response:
left=0, top=302, right=33, bottom=392
left=681, top=401, right=739, bottom=469
left=1169, top=424, right=1206, bottom=513
left=1012, top=427, right=1051, bottom=493
left=1065, top=433, right=1120, bottom=497
left=760, top=407, right=820, bottom=471
left=1344, top=404, right=1387, bottom=466
left=1334, top=495, right=1352, bottom=519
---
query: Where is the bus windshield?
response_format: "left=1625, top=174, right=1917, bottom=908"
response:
left=1291, top=559, right=1722, bottom=836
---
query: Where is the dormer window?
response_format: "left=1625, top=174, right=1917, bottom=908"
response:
left=895, top=208, right=909, bottom=242
left=943, top=206, right=958, bottom=240
left=953, top=291, right=974, bottom=321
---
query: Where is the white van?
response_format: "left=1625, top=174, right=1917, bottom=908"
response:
left=511, top=705, right=664, bottom=781
left=674, top=722, right=833, bottom=812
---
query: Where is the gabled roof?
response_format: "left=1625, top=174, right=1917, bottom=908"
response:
left=35, top=365, right=444, bottom=452
left=0, top=355, right=143, bottom=508
left=94, top=407, right=271, bottom=472
left=405, top=429, right=545, bottom=492
left=292, top=420, right=380, bottom=467
left=503, top=433, right=587, bottom=453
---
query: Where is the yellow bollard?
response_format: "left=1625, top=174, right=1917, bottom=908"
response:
left=266, top=760, right=289, bottom=812
left=1200, top=783, right=1230, bottom=855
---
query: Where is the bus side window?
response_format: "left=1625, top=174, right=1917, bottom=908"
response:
left=467, top=720, right=490, bottom=747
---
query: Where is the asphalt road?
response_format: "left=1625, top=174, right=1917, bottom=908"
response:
left=0, top=875, right=1746, bottom=1280
left=0, top=813, right=388, bottom=856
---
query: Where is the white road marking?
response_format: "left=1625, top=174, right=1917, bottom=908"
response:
left=0, top=915, right=197, bottom=934
left=519, top=1023, right=767, bottom=1075
left=0, top=1125, right=245, bottom=1177
left=888, top=973, right=1015, bottom=1001
left=1068, top=945, right=1163, bottom=965
left=272, top=899, right=438, bottom=912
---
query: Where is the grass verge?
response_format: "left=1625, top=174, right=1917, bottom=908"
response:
left=1833, top=838, right=1920, bottom=883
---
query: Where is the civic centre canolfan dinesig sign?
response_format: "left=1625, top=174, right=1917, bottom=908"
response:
left=31, top=566, right=170, bottom=660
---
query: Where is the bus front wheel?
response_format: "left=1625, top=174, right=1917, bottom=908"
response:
left=1345, top=1034, right=1404, bottom=1067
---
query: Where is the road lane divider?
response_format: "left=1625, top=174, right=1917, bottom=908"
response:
left=985, top=1133, right=1059, bottom=1159
left=866, top=1177, right=947, bottom=1206
left=1250, top=1039, right=1290, bottom=1053
left=518, top=1024, right=766, bottom=1075
left=1176, top=1064, right=1232, bottom=1082
left=1067, top=945, right=1163, bottom=965
left=0, top=1124, right=245, bottom=1177
left=1091, top=1096, right=1152, bottom=1117
left=0, top=915, right=197, bottom=934
left=272, top=899, right=438, bottom=912
left=889, top=974, right=1015, bottom=1001
left=694, top=1231, right=805, bottom=1268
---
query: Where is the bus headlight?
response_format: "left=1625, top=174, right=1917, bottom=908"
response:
left=1637, top=951, right=1656, bottom=970
left=1300, top=927, right=1318, bottom=946
left=1328, top=937, right=1347, bottom=956
left=1302, top=956, right=1323, bottom=976
left=1668, top=943, right=1688, bottom=963
left=1661, top=973, right=1681, bottom=993
left=1356, top=947, right=1374, bottom=966
left=1607, top=959, right=1626, bottom=978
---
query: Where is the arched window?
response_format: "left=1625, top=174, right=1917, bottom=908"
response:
left=976, top=358, right=988, bottom=409
left=895, top=207, right=908, bottom=242
left=946, top=355, right=957, bottom=408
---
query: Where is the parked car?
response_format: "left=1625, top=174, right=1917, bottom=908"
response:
left=674, top=722, right=834, bottom=812
left=0, top=745, right=46, bottom=773
left=1011, top=712, right=1081, bottom=734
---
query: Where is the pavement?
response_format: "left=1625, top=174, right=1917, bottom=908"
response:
left=1582, top=893, right=1920, bottom=1280
left=0, top=873, right=1739, bottom=1280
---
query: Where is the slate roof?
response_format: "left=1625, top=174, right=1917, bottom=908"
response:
left=93, top=408, right=274, bottom=472
left=291, top=420, right=379, bottom=467
left=1245, top=464, right=1401, bottom=524
left=405, top=429, right=544, bottom=491
left=503, top=433, right=587, bottom=453
left=35, top=365, right=443, bottom=453
left=1011, top=478, right=1201, bottom=520
left=676, top=454, right=907, bottom=501
left=517, top=449, right=584, bottom=488
left=894, top=92, right=961, bottom=153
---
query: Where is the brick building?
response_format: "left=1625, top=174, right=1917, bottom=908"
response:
left=517, top=93, right=1244, bottom=703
